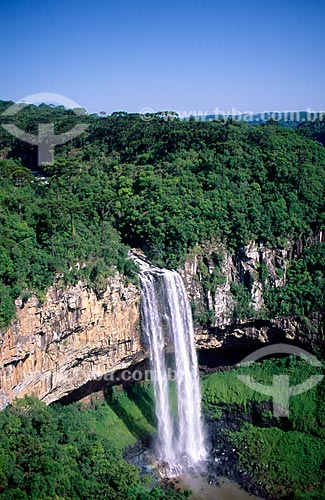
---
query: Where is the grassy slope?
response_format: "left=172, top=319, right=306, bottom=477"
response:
left=201, top=358, right=324, bottom=499
left=80, top=385, right=156, bottom=453
left=90, top=357, right=324, bottom=498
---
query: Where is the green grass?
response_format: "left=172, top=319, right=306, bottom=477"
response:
left=227, top=425, right=325, bottom=499
left=63, top=384, right=158, bottom=454
left=201, top=357, right=324, bottom=436
left=202, top=357, right=324, bottom=499
left=104, top=385, right=156, bottom=447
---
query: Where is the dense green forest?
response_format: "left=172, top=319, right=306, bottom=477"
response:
left=0, top=392, right=189, bottom=500
left=0, top=101, right=324, bottom=327
left=0, top=101, right=324, bottom=497
left=298, top=117, right=325, bottom=146
left=0, top=357, right=323, bottom=499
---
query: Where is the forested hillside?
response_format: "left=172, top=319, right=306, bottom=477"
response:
left=0, top=102, right=324, bottom=327
left=0, top=393, right=189, bottom=500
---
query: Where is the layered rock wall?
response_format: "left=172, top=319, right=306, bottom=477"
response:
left=0, top=275, right=142, bottom=409
left=1, top=242, right=322, bottom=408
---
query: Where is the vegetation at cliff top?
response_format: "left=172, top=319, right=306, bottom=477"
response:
left=0, top=102, right=324, bottom=327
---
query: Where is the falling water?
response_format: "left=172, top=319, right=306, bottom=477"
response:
left=140, top=271, right=176, bottom=464
left=163, top=270, right=206, bottom=465
left=134, top=253, right=206, bottom=472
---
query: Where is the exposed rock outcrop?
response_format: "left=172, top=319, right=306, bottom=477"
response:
left=0, top=275, right=142, bottom=409
left=195, top=314, right=323, bottom=352
left=182, top=242, right=322, bottom=354
left=181, top=241, right=288, bottom=327
left=0, top=242, right=322, bottom=408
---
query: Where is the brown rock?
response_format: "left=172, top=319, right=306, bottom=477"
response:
left=0, top=275, right=143, bottom=409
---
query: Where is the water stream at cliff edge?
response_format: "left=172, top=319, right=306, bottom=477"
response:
left=133, top=253, right=207, bottom=475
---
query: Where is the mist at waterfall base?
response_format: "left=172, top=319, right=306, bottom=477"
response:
left=137, top=255, right=207, bottom=475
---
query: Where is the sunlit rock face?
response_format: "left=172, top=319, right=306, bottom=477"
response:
left=0, top=241, right=322, bottom=409
left=0, top=275, right=142, bottom=409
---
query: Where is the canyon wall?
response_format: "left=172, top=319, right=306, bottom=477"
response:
left=181, top=241, right=288, bottom=326
left=0, top=274, right=142, bottom=409
left=0, top=242, right=322, bottom=408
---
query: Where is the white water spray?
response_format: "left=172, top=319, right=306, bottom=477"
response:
left=133, top=253, right=206, bottom=472
left=140, top=271, right=176, bottom=464
left=163, top=270, right=206, bottom=465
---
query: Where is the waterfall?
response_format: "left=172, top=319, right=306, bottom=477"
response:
left=140, top=271, right=176, bottom=465
left=134, top=253, right=206, bottom=472
left=163, top=271, right=206, bottom=465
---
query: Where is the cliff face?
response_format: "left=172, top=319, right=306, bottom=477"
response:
left=181, top=241, right=322, bottom=352
left=181, top=241, right=288, bottom=327
left=0, top=243, right=322, bottom=408
left=0, top=275, right=142, bottom=409
left=195, top=315, right=322, bottom=352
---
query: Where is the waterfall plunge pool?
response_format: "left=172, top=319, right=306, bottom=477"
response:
left=125, top=441, right=266, bottom=500
left=175, top=474, right=264, bottom=500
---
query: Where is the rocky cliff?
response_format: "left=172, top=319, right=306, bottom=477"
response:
left=195, top=314, right=322, bottom=352
left=0, top=274, right=142, bottom=409
left=183, top=241, right=322, bottom=353
left=0, top=243, right=322, bottom=408
left=181, top=241, right=288, bottom=326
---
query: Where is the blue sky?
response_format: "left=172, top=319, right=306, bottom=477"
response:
left=1, top=0, right=324, bottom=114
